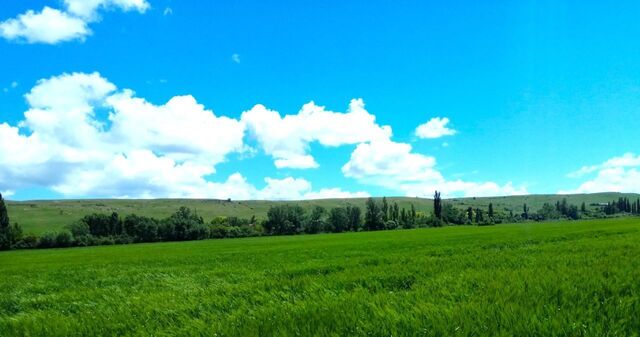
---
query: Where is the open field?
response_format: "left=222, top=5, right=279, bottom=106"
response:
left=1, top=217, right=639, bottom=336
left=7, top=192, right=640, bottom=234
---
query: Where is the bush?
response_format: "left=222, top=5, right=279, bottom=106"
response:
left=385, top=220, right=399, bottom=230
left=55, top=231, right=73, bottom=247
left=14, top=233, right=38, bottom=249
left=74, top=234, right=96, bottom=247
left=68, top=220, right=90, bottom=237
left=209, top=223, right=229, bottom=238
left=265, top=205, right=305, bottom=235
left=38, top=231, right=59, bottom=248
left=425, top=217, right=444, bottom=228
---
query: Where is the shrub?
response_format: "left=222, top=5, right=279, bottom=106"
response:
left=38, top=232, right=59, bottom=248
left=14, top=233, right=38, bottom=249
left=385, top=220, right=399, bottom=230
left=55, top=231, right=73, bottom=247
left=68, top=220, right=90, bottom=237
left=74, top=234, right=96, bottom=247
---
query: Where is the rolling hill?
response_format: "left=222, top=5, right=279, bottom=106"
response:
left=6, top=192, right=639, bottom=234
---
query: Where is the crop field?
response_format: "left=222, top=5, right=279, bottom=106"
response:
left=7, top=192, right=639, bottom=234
left=1, top=217, right=639, bottom=336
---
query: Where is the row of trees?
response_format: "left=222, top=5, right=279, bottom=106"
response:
left=602, top=197, right=640, bottom=215
left=17, top=207, right=263, bottom=249
left=2, top=192, right=640, bottom=250
left=0, top=195, right=432, bottom=249
left=262, top=198, right=425, bottom=235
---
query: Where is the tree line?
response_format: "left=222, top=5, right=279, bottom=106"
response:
left=1, top=192, right=639, bottom=250
left=602, top=197, right=640, bottom=215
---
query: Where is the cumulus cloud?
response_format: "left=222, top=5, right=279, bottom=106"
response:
left=0, top=72, right=527, bottom=199
left=560, top=153, right=640, bottom=194
left=0, top=7, right=89, bottom=44
left=0, top=72, right=243, bottom=197
left=415, top=117, right=457, bottom=139
left=0, top=72, right=369, bottom=200
left=241, top=99, right=391, bottom=169
left=0, top=0, right=149, bottom=44
left=342, top=139, right=527, bottom=198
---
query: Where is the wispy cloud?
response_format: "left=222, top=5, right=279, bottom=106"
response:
left=561, top=153, right=640, bottom=194
left=231, top=53, right=241, bottom=64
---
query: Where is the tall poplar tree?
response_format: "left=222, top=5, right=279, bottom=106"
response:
left=433, top=191, right=442, bottom=219
left=0, top=193, right=11, bottom=250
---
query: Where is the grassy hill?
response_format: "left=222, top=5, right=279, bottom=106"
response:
left=1, top=217, right=638, bottom=336
left=6, top=192, right=640, bottom=234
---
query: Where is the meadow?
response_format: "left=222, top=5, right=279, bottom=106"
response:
left=1, top=217, right=639, bottom=336
left=7, top=192, right=639, bottom=234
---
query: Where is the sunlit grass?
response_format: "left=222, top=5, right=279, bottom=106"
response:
left=1, top=218, right=639, bottom=336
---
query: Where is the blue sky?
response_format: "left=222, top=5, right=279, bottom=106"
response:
left=1, top=0, right=639, bottom=200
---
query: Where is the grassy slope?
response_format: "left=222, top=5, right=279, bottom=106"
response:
left=1, top=218, right=639, bottom=336
left=6, top=192, right=640, bottom=234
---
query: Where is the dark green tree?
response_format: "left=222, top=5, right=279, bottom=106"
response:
left=467, top=207, right=473, bottom=222
left=488, top=203, right=494, bottom=218
left=0, top=193, right=11, bottom=250
left=410, top=204, right=417, bottom=226
left=381, top=197, right=389, bottom=222
left=475, top=208, right=484, bottom=223
left=433, top=191, right=442, bottom=219
left=365, top=198, right=383, bottom=230
left=163, top=207, right=206, bottom=240
left=581, top=202, right=586, bottom=213
left=392, top=202, right=400, bottom=222
left=305, top=206, right=326, bottom=234
left=265, top=204, right=305, bottom=235
left=346, top=205, right=362, bottom=231
left=328, top=207, right=348, bottom=233
left=523, top=203, right=529, bottom=220
left=566, top=205, right=579, bottom=220
left=400, top=208, right=407, bottom=228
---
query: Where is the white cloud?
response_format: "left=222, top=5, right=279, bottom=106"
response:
left=342, top=139, right=526, bottom=198
left=0, top=72, right=244, bottom=197
left=106, top=92, right=246, bottom=166
left=11, top=82, right=18, bottom=88
left=342, top=140, right=439, bottom=185
left=64, top=0, right=150, bottom=20
left=0, top=0, right=149, bottom=44
left=241, top=99, right=391, bottom=169
left=560, top=153, right=640, bottom=194
left=0, top=73, right=527, bottom=200
left=415, top=117, right=457, bottom=139
left=303, top=188, right=370, bottom=200
left=163, top=7, right=173, bottom=16
left=0, top=7, right=90, bottom=44
left=1, top=190, right=15, bottom=199
left=0, top=72, right=370, bottom=200
left=232, top=53, right=241, bottom=63
left=254, top=177, right=369, bottom=200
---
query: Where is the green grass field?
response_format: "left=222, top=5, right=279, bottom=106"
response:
left=1, top=217, right=639, bottom=336
left=7, top=192, right=639, bottom=234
